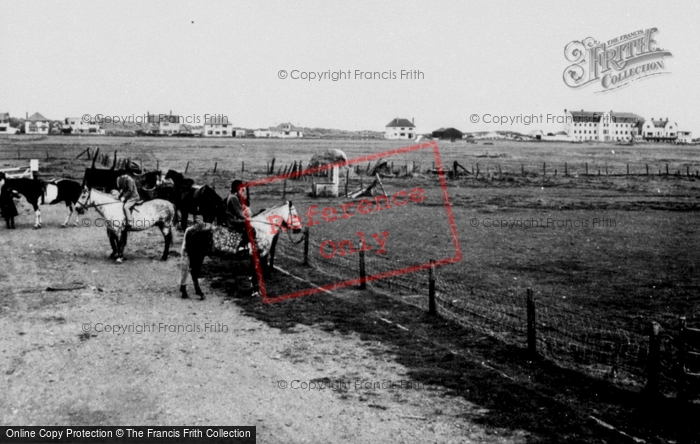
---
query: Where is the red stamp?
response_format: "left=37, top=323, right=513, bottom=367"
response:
left=244, top=141, right=461, bottom=304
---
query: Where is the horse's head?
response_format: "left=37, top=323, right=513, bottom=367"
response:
left=287, top=201, right=303, bottom=234
left=164, top=170, right=182, bottom=183
left=75, top=186, right=92, bottom=215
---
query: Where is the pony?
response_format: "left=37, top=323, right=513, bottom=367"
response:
left=0, top=175, right=81, bottom=228
left=41, top=179, right=83, bottom=227
left=164, top=169, right=222, bottom=230
left=178, top=201, right=302, bottom=300
left=75, top=187, right=175, bottom=263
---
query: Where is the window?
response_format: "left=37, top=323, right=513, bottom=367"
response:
left=207, top=131, right=212, bottom=135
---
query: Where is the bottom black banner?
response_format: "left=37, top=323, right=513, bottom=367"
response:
left=1, top=427, right=256, bottom=443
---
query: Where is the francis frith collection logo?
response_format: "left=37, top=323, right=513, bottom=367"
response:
left=563, top=27, right=672, bottom=93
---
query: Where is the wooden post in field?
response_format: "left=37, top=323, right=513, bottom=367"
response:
left=564, top=162, right=567, bottom=176
left=605, top=162, right=608, bottom=175
left=245, top=186, right=250, bottom=206
left=269, top=158, right=276, bottom=175
left=687, top=165, right=690, bottom=177
left=627, top=164, right=629, bottom=176
left=542, top=162, right=546, bottom=177
left=527, top=288, right=537, bottom=357
left=213, top=162, right=217, bottom=174
left=585, top=162, right=588, bottom=175
left=46, top=151, right=49, bottom=160
left=358, top=250, right=367, bottom=289
left=241, top=161, right=245, bottom=172
left=184, top=161, right=190, bottom=174
left=666, top=164, right=669, bottom=175
left=521, top=164, right=525, bottom=176
left=112, top=150, right=118, bottom=170
left=282, top=179, right=287, bottom=199
left=428, top=260, right=436, bottom=316
left=303, top=227, right=310, bottom=266
left=646, top=164, right=649, bottom=176
left=453, top=161, right=458, bottom=179
left=644, top=321, right=661, bottom=397
left=678, top=316, right=687, bottom=401
left=345, top=169, right=349, bottom=197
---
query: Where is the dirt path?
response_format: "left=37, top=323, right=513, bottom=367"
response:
left=0, top=203, right=527, bottom=443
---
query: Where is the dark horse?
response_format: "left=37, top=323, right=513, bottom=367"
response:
left=179, top=201, right=302, bottom=300
left=164, top=170, right=222, bottom=230
left=0, top=173, right=82, bottom=228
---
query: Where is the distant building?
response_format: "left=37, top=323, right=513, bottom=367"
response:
left=385, top=118, right=416, bottom=139
left=431, top=127, right=463, bottom=140
left=63, top=117, right=103, bottom=135
left=24, top=112, right=50, bottom=135
left=564, top=109, right=643, bottom=142
left=146, top=111, right=181, bottom=135
left=271, top=122, right=303, bottom=138
left=642, top=118, right=679, bottom=142
left=254, top=128, right=272, bottom=138
left=233, top=128, right=246, bottom=137
left=677, top=131, right=693, bottom=144
left=0, top=112, right=18, bottom=135
left=254, top=123, right=303, bottom=138
left=203, top=115, right=233, bottom=137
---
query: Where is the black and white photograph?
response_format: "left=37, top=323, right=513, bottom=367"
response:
left=1, top=1, right=699, bottom=443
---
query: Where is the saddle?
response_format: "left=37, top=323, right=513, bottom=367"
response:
left=211, top=225, right=249, bottom=258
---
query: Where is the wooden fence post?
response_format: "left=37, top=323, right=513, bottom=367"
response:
left=428, top=260, right=436, bottom=316
left=527, top=288, right=537, bottom=357
left=184, top=161, right=189, bottom=174
left=627, top=164, right=629, bottom=176
left=359, top=250, right=367, bottom=289
left=521, top=164, right=525, bottom=176
left=564, top=162, right=568, bottom=176
left=542, top=162, right=546, bottom=177
left=213, top=162, right=217, bottom=174
left=241, top=161, right=245, bottom=172
left=646, top=164, right=649, bottom=176
left=585, top=162, right=588, bottom=175
left=666, top=164, right=669, bottom=175
left=303, top=227, right=310, bottom=266
left=645, top=321, right=661, bottom=397
left=678, top=316, right=687, bottom=401
left=282, top=179, right=287, bottom=199
left=345, top=169, right=349, bottom=197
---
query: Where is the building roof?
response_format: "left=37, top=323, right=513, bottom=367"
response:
left=386, top=118, right=415, bottom=128
left=568, top=110, right=642, bottom=123
left=205, top=116, right=231, bottom=125
left=27, top=112, right=49, bottom=121
left=147, top=113, right=180, bottom=124
left=272, top=122, right=301, bottom=131
left=651, top=119, right=673, bottom=128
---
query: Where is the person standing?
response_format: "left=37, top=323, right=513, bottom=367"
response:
left=0, top=183, right=20, bottom=229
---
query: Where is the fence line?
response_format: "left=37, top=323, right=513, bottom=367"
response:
left=273, top=227, right=692, bottom=396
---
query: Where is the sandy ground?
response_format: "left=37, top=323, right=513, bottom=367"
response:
left=0, top=202, right=528, bottom=443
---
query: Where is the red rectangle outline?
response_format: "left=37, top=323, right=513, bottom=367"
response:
left=242, top=141, right=462, bottom=304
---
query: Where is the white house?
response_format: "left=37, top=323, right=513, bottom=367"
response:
left=270, top=123, right=303, bottom=138
left=641, top=118, right=678, bottom=142
left=254, top=128, right=272, bottom=138
left=24, top=112, right=50, bottom=135
left=232, top=128, right=246, bottom=137
left=0, top=113, right=18, bottom=135
left=64, top=117, right=103, bottom=135
left=564, top=109, right=643, bottom=142
left=203, top=116, right=233, bottom=137
left=677, top=131, right=693, bottom=144
left=146, top=112, right=181, bottom=135
left=385, top=118, right=416, bottom=139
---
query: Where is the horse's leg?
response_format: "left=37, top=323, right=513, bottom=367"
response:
left=108, top=229, right=118, bottom=259
left=116, top=230, right=127, bottom=263
left=190, top=251, right=205, bottom=300
left=179, top=236, right=191, bottom=299
left=160, top=224, right=172, bottom=261
left=61, top=203, right=71, bottom=227
left=32, top=202, right=41, bottom=229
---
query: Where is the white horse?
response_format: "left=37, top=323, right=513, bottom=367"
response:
left=75, top=187, right=176, bottom=263
left=179, top=201, right=303, bottom=300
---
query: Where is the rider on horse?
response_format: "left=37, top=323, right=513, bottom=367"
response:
left=116, top=174, right=139, bottom=229
left=222, top=179, right=252, bottom=251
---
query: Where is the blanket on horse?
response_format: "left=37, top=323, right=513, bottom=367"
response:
left=189, top=223, right=248, bottom=257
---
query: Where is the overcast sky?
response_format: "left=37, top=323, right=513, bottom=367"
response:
left=1, top=0, right=698, bottom=134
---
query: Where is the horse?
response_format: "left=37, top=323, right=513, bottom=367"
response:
left=178, top=201, right=302, bottom=300
left=0, top=175, right=82, bottom=228
left=41, top=179, right=83, bottom=227
left=75, top=187, right=176, bottom=263
left=164, top=170, right=222, bottom=230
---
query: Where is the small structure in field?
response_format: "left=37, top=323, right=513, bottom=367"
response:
left=309, top=149, right=348, bottom=198
left=432, top=127, right=463, bottom=141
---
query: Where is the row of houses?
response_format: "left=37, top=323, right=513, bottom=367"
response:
left=562, top=109, right=693, bottom=143
left=0, top=111, right=306, bottom=138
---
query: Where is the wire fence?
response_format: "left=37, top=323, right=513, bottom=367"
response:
left=273, top=228, right=693, bottom=395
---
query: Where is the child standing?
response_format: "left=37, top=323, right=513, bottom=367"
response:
left=0, top=184, right=20, bottom=229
